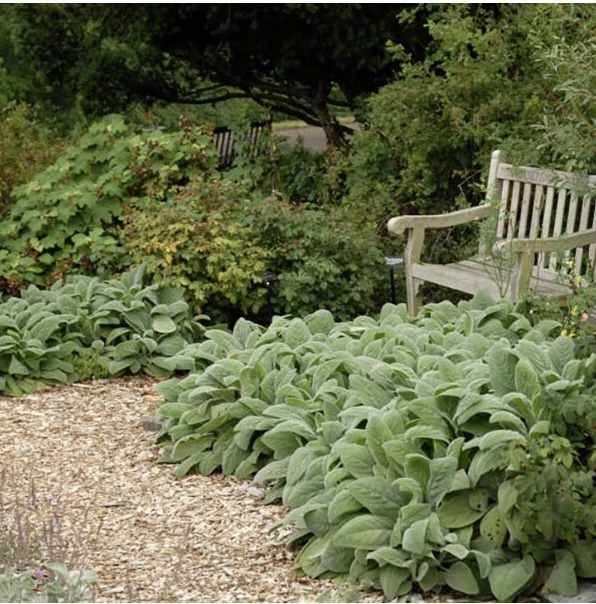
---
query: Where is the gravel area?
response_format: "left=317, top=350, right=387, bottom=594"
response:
left=0, top=376, right=506, bottom=603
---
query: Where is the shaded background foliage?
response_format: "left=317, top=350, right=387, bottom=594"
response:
left=0, top=3, right=594, bottom=318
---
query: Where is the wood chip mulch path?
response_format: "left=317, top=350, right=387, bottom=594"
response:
left=0, top=376, right=491, bottom=603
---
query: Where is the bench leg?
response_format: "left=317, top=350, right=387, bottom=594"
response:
left=406, top=274, right=423, bottom=316
left=402, top=227, right=426, bottom=316
left=513, top=252, right=534, bottom=302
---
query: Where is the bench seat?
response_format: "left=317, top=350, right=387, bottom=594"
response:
left=411, top=260, right=572, bottom=301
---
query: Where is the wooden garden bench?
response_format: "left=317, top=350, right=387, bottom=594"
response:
left=213, top=119, right=272, bottom=169
left=213, top=125, right=236, bottom=169
left=388, top=150, right=596, bottom=315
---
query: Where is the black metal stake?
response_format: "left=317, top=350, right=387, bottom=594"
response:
left=389, top=267, right=396, bottom=305
left=385, top=256, right=405, bottom=305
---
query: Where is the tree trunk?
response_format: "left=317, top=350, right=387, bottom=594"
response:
left=313, top=82, right=347, bottom=148
left=322, top=120, right=348, bottom=148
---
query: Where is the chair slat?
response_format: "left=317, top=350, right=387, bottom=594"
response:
left=528, top=185, right=543, bottom=239
left=566, top=191, right=579, bottom=233
left=550, top=189, right=569, bottom=271
left=539, top=186, right=555, bottom=269
left=517, top=183, right=533, bottom=238
left=589, top=195, right=596, bottom=277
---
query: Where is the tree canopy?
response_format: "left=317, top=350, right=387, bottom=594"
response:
left=2, top=4, right=430, bottom=145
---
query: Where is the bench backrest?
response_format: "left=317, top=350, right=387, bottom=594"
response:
left=485, top=150, right=596, bottom=279
left=213, top=119, right=272, bottom=169
left=213, top=126, right=236, bottom=168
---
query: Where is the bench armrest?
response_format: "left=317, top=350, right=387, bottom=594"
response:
left=494, top=228, right=596, bottom=254
left=387, top=203, right=493, bottom=236
left=493, top=228, right=596, bottom=300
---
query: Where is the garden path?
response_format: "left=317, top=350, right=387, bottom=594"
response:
left=1, top=376, right=334, bottom=602
left=1, top=376, right=494, bottom=603
left=275, top=123, right=359, bottom=152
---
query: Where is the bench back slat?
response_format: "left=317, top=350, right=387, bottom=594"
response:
left=213, top=126, right=236, bottom=168
left=485, top=150, right=596, bottom=280
left=574, top=194, right=591, bottom=276
left=528, top=185, right=542, bottom=240
left=538, top=186, right=555, bottom=270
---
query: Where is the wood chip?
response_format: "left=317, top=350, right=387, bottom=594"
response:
left=0, top=376, right=506, bottom=603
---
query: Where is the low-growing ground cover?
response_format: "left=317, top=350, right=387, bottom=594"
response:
left=0, top=265, right=206, bottom=397
left=1, top=272, right=594, bottom=602
left=154, top=292, right=596, bottom=602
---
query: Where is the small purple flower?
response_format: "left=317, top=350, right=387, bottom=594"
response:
left=46, top=495, right=58, bottom=504
left=33, top=568, right=46, bottom=582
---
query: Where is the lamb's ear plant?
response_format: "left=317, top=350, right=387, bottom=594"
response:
left=0, top=564, right=98, bottom=603
left=0, top=265, right=207, bottom=395
left=155, top=293, right=595, bottom=602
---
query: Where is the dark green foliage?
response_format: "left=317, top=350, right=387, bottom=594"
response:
left=2, top=4, right=430, bottom=145
left=233, top=135, right=329, bottom=207
left=343, top=4, right=538, bottom=217
left=1, top=4, right=84, bottom=117
left=0, top=113, right=389, bottom=323
left=0, top=114, right=217, bottom=293
left=247, top=197, right=387, bottom=321
left=0, top=103, right=63, bottom=218
left=337, top=4, right=595, bottom=230
left=119, top=177, right=272, bottom=322
left=531, top=7, right=596, bottom=172
left=121, top=186, right=388, bottom=324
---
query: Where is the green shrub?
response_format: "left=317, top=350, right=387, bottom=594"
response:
left=531, top=6, right=596, bottom=173
left=351, top=5, right=542, bottom=217
left=248, top=196, right=387, bottom=321
left=229, top=135, right=329, bottom=206
left=0, top=114, right=217, bottom=293
left=154, top=292, right=595, bottom=601
left=0, top=102, right=63, bottom=218
left=0, top=112, right=388, bottom=323
left=336, top=5, right=595, bottom=235
left=121, top=186, right=387, bottom=324
left=119, top=176, right=271, bottom=323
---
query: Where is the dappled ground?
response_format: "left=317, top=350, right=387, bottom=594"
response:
left=1, top=376, right=495, bottom=603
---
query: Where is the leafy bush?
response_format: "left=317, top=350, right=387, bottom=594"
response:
left=532, top=6, right=596, bottom=173
left=119, top=176, right=271, bottom=323
left=1, top=113, right=388, bottom=323
left=0, top=266, right=206, bottom=396
left=336, top=5, right=595, bottom=232
left=0, top=114, right=217, bottom=293
left=122, top=188, right=387, bottom=324
left=228, top=134, right=329, bottom=206
left=248, top=197, right=387, bottom=321
left=0, top=102, right=63, bottom=218
left=154, top=292, right=595, bottom=601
